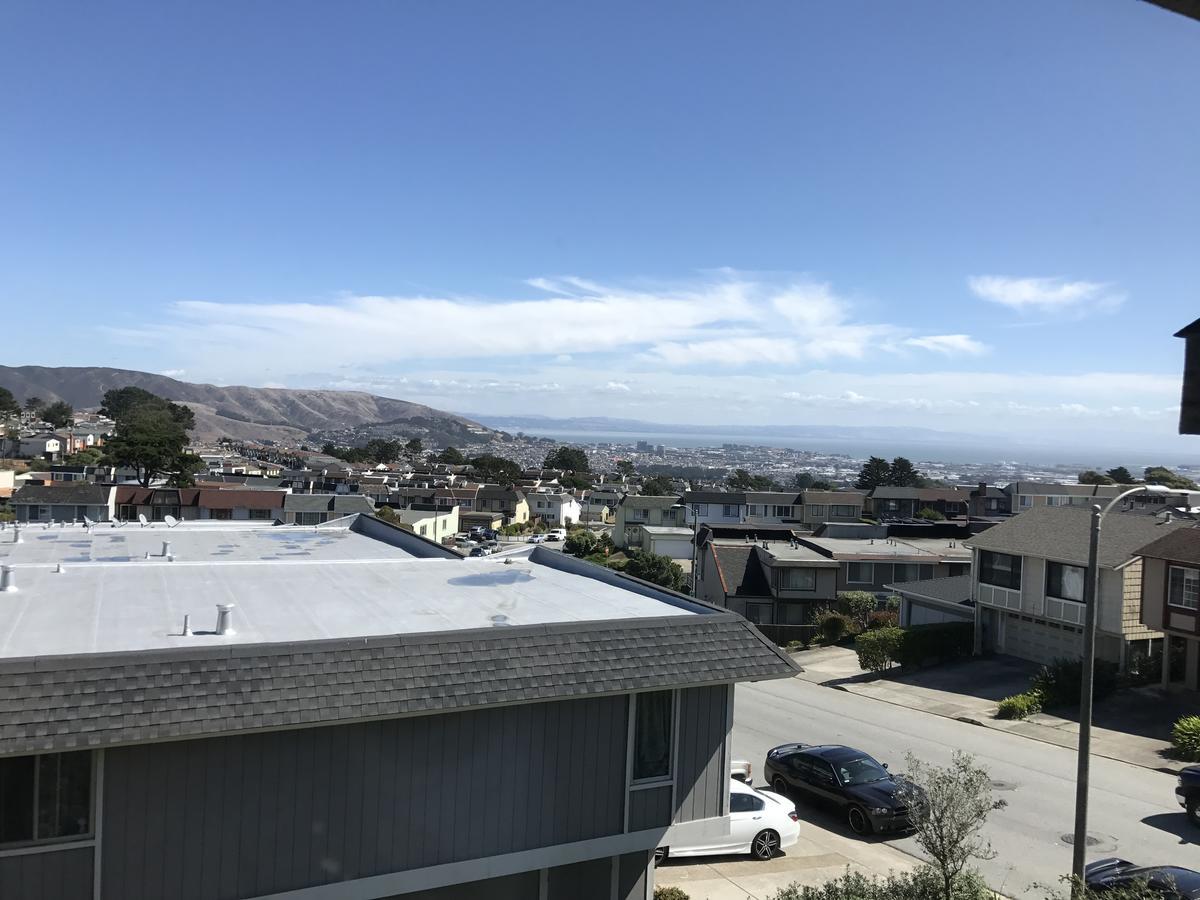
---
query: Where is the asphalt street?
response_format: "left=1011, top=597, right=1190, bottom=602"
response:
left=733, top=677, right=1200, bottom=898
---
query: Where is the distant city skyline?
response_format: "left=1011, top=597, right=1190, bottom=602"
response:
left=2, top=2, right=1198, bottom=453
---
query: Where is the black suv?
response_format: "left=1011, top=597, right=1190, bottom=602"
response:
left=1086, top=858, right=1200, bottom=897
left=763, top=742, right=921, bottom=835
left=1176, top=766, right=1200, bottom=826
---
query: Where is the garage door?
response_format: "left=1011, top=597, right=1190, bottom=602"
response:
left=1002, top=613, right=1082, bottom=665
left=650, top=537, right=694, bottom=560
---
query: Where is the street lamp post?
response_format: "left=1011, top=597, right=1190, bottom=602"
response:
left=1071, top=484, right=1173, bottom=890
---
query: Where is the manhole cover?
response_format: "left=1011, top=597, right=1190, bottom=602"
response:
left=1061, top=832, right=1119, bottom=852
left=990, top=780, right=1017, bottom=791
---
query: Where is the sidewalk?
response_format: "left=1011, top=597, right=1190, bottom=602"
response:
left=793, top=645, right=1189, bottom=774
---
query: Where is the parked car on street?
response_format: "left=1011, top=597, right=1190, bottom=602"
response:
left=546, top=528, right=567, bottom=541
left=1176, top=766, right=1200, bottom=825
left=527, top=534, right=548, bottom=543
left=654, top=779, right=799, bottom=864
left=1085, top=858, right=1200, bottom=897
left=763, top=742, right=922, bottom=836
left=468, top=546, right=491, bottom=557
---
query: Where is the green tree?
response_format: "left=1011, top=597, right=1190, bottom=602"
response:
left=564, top=530, right=598, bottom=557
left=40, top=400, right=74, bottom=429
left=24, top=396, right=44, bottom=414
left=811, top=480, right=832, bottom=490
left=1078, top=470, right=1115, bottom=485
left=1144, top=466, right=1198, bottom=490
left=727, top=468, right=776, bottom=490
left=435, top=446, right=465, bottom=464
left=544, top=446, right=590, bottom=472
left=560, top=473, right=592, bottom=490
left=640, top=475, right=677, bottom=495
left=365, top=438, right=401, bottom=463
left=320, top=442, right=339, bottom=456
left=855, top=457, right=891, bottom=491
left=916, top=506, right=946, bottom=521
left=896, top=752, right=1006, bottom=900
left=623, top=550, right=686, bottom=592
left=166, top=453, right=206, bottom=487
left=1106, top=466, right=1136, bottom=484
left=100, top=388, right=197, bottom=487
left=615, top=459, right=636, bottom=477
left=887, top=457, right=923, bottom=487
left=404, top=437, right=423, bottom=456
left=0, top=387, right=19, bottom=419
left=61, top=448, right=105, bottom=467
left=469, top=453, right=523, bottom=483
left=792, top=472, right=816, bottom=490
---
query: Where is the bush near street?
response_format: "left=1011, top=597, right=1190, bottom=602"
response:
left=1172, top=715, right=1200, bottom=761
left=814, top=607, right=852, bottom=643
left=653, top=888, right=690, bottom=900
left=765, top=868, right=994, bottom=900
left=1031, top=658, right=1118, bottom=708
left=854, top=626, right=904, bottom=672
left=996, top=691, right=1043, bottom=720
left=894, top=622, right=973, bottom=668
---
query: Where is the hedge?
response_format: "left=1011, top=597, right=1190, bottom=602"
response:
left=1032, top=658, right=1119, bottom=708
left=893, top=622, right=973, bottom=669
left=1173, top=715, right=1200, bottom=761
left=996, top=690, right=1043, bottom=720
left=855, top=626, right=904, bottom=672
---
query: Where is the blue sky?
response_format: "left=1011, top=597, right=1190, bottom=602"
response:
left=2, top=1, right=1199, bottom=454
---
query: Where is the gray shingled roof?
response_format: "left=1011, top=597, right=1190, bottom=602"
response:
left=282, top=494, right=375, bottom=513
left=967, top=506, right=1191, bottom=568
left=11, top=483, right=112, bottom=505
left=1134, top=527, right=1200, bottom=566
left=0, top=614, right=797, bottom=757
left=684, top=491, right=746, bottom=505
left=884, top=574, right=972, bottom=605
left=711, top=545, right=773, bottom=598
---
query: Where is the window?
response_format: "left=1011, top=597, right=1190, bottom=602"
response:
left=1046, top=561, right=1086, bottom=603
left=0, top=751, right=92, bottom=847
left=1019, top=495, right=1032, bottom=508
left=294, top=511, right=323, bottom=526
left=722, top=504, right=738, bottom=517
left=892, top=563, right=920, bottom=583
left=979, top=551, right=1021, bottom=590
left=806, top=504, right=827, bottom=519
left=748, top=504, right=760, bottom=515
left=730, top=793, right=765, bottom=813
left=1047, top=496, right=1068, bottom=507
left=690, top=503, right=708, bottom=516
left=210, top=508, right=232, bottom=521
left=782, top=568, right=817, bottom=591
left=1169, top=566, right=1200, bottom=611
left=118, top=504, right=137, bottom=521
left=419, top=524, right=428, bottom=536
left=249, top=508, right=272, bottom=520
left=847, top=562, right=873, bottom=584
left=830, top=504, right=857, bottom=517
left=773, top=505, right=792, bottom=517
left=632, top=691, right=673, bottom=781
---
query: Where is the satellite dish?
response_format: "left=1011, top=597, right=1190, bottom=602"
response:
left=138, top=513, right=148, bottom=527
left=83, top=516, right=95, bottom=528
left=164, top=515, right=179, bottom=528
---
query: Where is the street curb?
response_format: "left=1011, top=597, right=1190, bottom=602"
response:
left=818, top=679, right=1183, bottom=775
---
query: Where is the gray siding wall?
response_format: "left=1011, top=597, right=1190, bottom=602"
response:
left=673, top=685, right=729, bottom=823
left=627, top=785, right=672, bottom=832
left=617, top=851, right=651, bottom=900
left=0, top=846, right=93, bottom=900
left=384, top=870, right=540, bottom=900
left=548, top=858, right=613, bottom=900
left=101, top=695, right=627, bottom=900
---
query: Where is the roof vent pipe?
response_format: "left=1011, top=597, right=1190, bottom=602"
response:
left=54, top=563, right=64, bottom=574
left=0, top=566, right=14, bottom=592
left=11, top=524, right=20, bottom=544
left=181, top=614, right=192, bottom=637
left=161, top=541, right=171, bottom=558
left=215, top=604, right=236, bottom=635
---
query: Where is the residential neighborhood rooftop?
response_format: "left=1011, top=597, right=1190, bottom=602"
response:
left=883, top=573, right=973, bottom=605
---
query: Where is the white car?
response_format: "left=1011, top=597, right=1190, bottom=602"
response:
left=731, top=759, right=753, bottom=784
left=655, top=779, right=799, bottom=864
left=527, top=534, right=548, bottom=543
left=546, top=528, right=567, bottom=541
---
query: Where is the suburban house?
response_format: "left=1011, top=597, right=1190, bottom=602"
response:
left=10, top=483, right=116, bottom=523
left=0, top=514, right=797, bottom=900
left=884, top=574, right=975, bottom=627
left=785, top=491, right=866, bottom=529
left=18, top=433, right=62, bottom=461
left=581, top=488, right=623, bottom=525
left=866, top=487, right=970, bottom=520
left=434, top=485, right=478, bottom=514
left=528, top=490, right=584, bottom=527
left=614, top=495, right=685, bottom=548
left=381, top=502, right=460, bottom=541
left=968, top=483, right=1011, bottom=518
left=682, top=491, right=746, bottom=528
left=1134, top=527, right=1200, bottom=689
left=683, top=490, right=865, bottom=532
left=476, top=485, right=531, bottom=526
left=693, top=527, right=840, bottom=626
left=968, top=506, right=1187, bottom=668
left=114, top=487, right=290, bottom=523
left=795, top=531, right=971, bottom=596
left=281, top=493, right=376, bottom=525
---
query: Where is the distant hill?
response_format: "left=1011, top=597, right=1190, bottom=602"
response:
left=0, top=366, right=497, bottom=445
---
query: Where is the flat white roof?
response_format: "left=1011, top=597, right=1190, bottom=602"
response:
left=0, top=520, right=697, bottom=659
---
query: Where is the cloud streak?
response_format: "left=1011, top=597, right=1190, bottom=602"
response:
left=968, top=275, right=1124, bottom=315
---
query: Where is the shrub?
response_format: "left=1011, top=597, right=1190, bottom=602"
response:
left=867, top=609, right=899, bottom=630
left=855, top=626, right=904, bottom=672
left=1126, top=646, right=1163, bottom=686
left=894, top=622, right=974, bottom=669
left=1173, top=716, right=1200, bottom=761
left=814, top=608, right=852, bottom=643
left=884, top=594, right=902, bottom=611
left=563, top=530, right=597, bottom=557
left=839, top=591, right=877, bottom=627
left=766, top=867, right=995, bottom=900
left=1032, top=658, right=1119, bottom=708
left=916, top=507, right=946, bottom=521
left=996, top=691, right=1043, bottom=720
left=654, top=888, right=690, bottom=900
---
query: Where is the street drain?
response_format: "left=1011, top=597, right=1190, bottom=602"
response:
left=1061, top=832, right=1119, bottom=852
left=990, top=780, right=1017, bottom=791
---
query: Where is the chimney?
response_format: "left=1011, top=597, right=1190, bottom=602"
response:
left=215, top=604, right=236, bottom=635
left=0, top=566, right=14, bottom=592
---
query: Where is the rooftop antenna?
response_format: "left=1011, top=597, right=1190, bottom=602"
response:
left=164, top=515, right=179, bottom=528
left=138, top=513, right=148, bottom=528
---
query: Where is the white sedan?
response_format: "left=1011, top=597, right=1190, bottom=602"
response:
left=655, top=779, right=799, bottom=864
left=527, top=534, right=548, bottom=543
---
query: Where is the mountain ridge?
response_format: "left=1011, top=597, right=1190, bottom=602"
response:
left=0, top=366, right=496, bottom=445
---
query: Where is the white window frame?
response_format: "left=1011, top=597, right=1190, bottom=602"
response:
left=1168, top=565, right=1200, bottom=611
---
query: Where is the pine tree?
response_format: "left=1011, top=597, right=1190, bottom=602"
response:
left=855, top=456, right=891, bottom=490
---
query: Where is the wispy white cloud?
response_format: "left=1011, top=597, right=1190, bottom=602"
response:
left=903, top=334, right=988, bottom=356
left=968, top=275, right=1124, bottom=315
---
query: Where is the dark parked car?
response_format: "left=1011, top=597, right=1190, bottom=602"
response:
left=1176, top=766, right=1200, bottom=825
left=1085, top=859, right=1200, bottom=897
left=763, top=742, right=922, bottom=835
